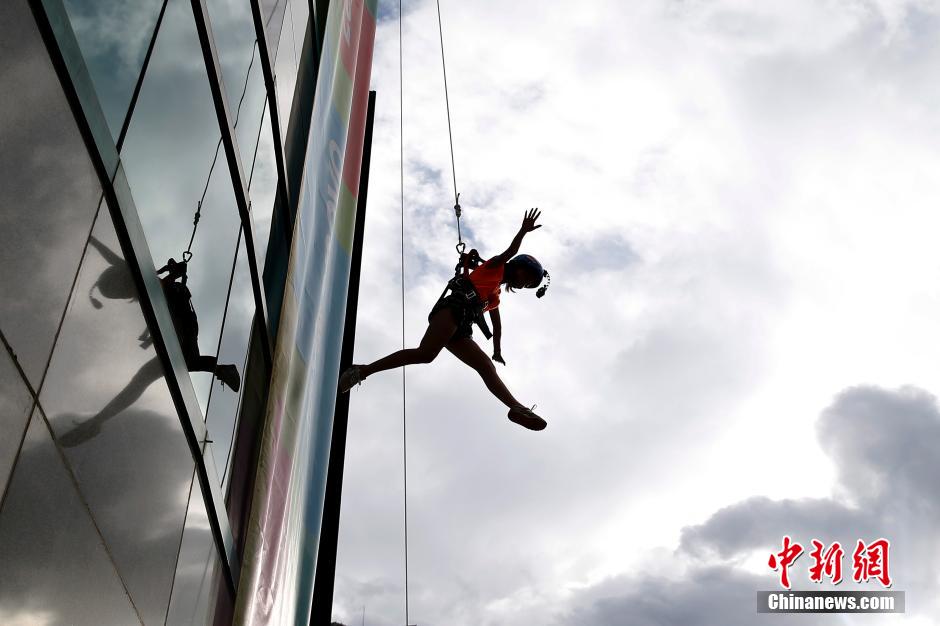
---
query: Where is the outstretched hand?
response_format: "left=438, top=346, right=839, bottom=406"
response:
left=520, top=208, right=542, bottom=234
left=492, top=352, right=506, bottom=365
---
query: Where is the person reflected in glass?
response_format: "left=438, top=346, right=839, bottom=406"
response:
left=157, top=257, right=240, bottom=392
left=87, top=235, right=151, bottom=348
left=59, top=247, right=240, bottom=447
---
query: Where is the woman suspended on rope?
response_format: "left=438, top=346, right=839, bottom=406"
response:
left=339, top=208, right=550, bottom=431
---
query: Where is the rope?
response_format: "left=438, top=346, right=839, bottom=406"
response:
left=186, top=41, right=260, bottom=260
left=398, top=4, right=461, bottom=622
left=435, top=0, right=463, bottom=253
left=399, top=2, right=411, bottom=625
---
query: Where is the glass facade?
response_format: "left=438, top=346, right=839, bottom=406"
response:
left=0, top=0, right=375, bottom=622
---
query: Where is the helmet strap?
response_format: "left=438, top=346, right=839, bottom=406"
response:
left=536, top=270, right=551, bottom=298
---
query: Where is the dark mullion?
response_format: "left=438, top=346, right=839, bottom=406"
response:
left=0, top=330, right=38, bottom=516
left=115, top=0, right=169, bottom=151
left=189, top=0, right=273, bottom=370
left=249, top=0, right=293, bottom=249
left=312, top=0, right=329, bottom=56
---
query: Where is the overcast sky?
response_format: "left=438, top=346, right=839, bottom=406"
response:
left=331, top=1, right=940, bottom=624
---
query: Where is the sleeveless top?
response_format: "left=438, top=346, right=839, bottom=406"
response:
left=469, top=258, right=504, bottom=312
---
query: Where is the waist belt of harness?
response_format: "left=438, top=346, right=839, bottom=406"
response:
left=441, top=276, right=493, bottom=340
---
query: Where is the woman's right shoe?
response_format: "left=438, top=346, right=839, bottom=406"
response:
left=338, top=365, right=364, bottom=393
left=215, top=364, right=241, bottom=392
left=508, top=404, right=547, bottom=431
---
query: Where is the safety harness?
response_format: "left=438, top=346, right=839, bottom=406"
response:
left=435, top=246, right=493, bottom=339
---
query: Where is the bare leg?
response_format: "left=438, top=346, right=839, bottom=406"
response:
left=360, top=308, right=457, bottom=378
left=59, top=356, right=164, bottom=447
left=445, top=336, right=522, bottom=409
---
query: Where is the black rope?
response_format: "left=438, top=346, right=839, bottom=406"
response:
left=186, top=41, right=259, bottom=259
left=435, top=0, right=463, bottom=253
left=248, top=95, right=270, bottom=189
left=399, top=2, right=410, bottom=625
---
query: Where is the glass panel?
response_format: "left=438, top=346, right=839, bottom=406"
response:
left=39, top=209, right=195, bottom=626
left=120, top=0, right=242, bottom=413
left=204, top=0, right=267, bottom=157
left=0, top=411, right=141, bottom=626
left=0, top=344, right=34, bottom=503
left=61, top=0, right=165, bottom=140
left=165, top=470, right=233, bottom=625
left=205, top=231, right=254, bottom=483
left=273, top=0, right=298, bottom=142
left=260, top=0, right=289, bottom=63
left=247, top=102, right=278, bottom=270
left=288, top=0, right=309, bottom=69
left=233, top=51, right=269, bottom=168
left=0, top=0, right=105, bottom=386
left=273, top=0, right=308, bottom=142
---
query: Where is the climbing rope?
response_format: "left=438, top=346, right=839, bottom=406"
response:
left=185, top=41, right=260, bottom=262
left=435, top=0, right=463, bottom=254
left=399, top=1, right=411, bottom=625
left=398, top=4, right=463, bottom=623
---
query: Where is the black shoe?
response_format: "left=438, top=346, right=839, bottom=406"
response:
left=338, top=365, right=364, bottom=393
left=508, top=404, right=547, bottom=431
left=215, top=364, right=241, bottom=392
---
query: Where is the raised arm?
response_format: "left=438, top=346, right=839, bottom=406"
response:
left=491, top=208, right=542, bottom=265
left=87, top=235, right=124, bottom=267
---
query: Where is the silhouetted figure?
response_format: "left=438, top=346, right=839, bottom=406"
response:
left=58, top=356, right=163, bottom=447
left=58, top=251, right=241, bottom=447
left=87, top=236, right=151, bottom=347
left=157, top=257, right=240, bottom=393
left=338, top=209, right=550, bottom=431
left=87, top=235, right=136, bottom=307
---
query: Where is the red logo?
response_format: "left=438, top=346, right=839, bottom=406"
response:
left=769, top=537, right=892, bottom=588
left=808, top=540, right=844, bottom=584
left=767, top=536, right=803, bottom=589
left=852, top=538, right=892, bottom=587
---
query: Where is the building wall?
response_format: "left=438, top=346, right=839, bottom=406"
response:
left=0, top=0, right=365, bottom=623
left=234, top=1, right=376, bottom=623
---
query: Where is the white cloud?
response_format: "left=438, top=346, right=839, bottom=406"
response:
left=332, top=1, right=940, bottom=624
left=559, top=385, right=940, bottom=624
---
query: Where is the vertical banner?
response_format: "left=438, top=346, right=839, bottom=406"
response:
left=234, top=0, right=377, bottom=624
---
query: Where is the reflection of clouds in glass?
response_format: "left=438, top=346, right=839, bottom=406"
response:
left=0, top=607, right=55, bottom=626
left=233, top=53, right=269, bottom=166
left=39, top=212, right=195, bottom=625
left=205, top=0, right=261, bottom=114
left=273, top=0, right=298, bottom=142
left=61, top=0, right=164, bottom=137
left=259, top=0, right=288, bottom=60
left=286, top=0, right=308, bottom=70
left=205, top=235, right=254, bottom=481
left=0, top=345, right=34, bottom=497
left=166, top=468, right=232, bottom=625
left=248, top=102, right=278, bottom=269
left=120, top=0, right=242, bottom=413
left=0, top=414, right=141, bottom=626
left=0, top=0, right=104, bottom=385
left=204, top=0, right=270, bottom=165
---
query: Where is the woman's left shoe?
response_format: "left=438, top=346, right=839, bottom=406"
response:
left=338, top=365, right=364, bottom=393
left=508, top=404, right=547, bottom=431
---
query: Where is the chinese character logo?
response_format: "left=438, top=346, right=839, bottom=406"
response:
left=808, top=540, right=844, bottom=584
left=768, top=536, right=891, bottom=588
left=768, top=536, right=803, bottom=589
left=852, top=538, right=892, bottom=587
